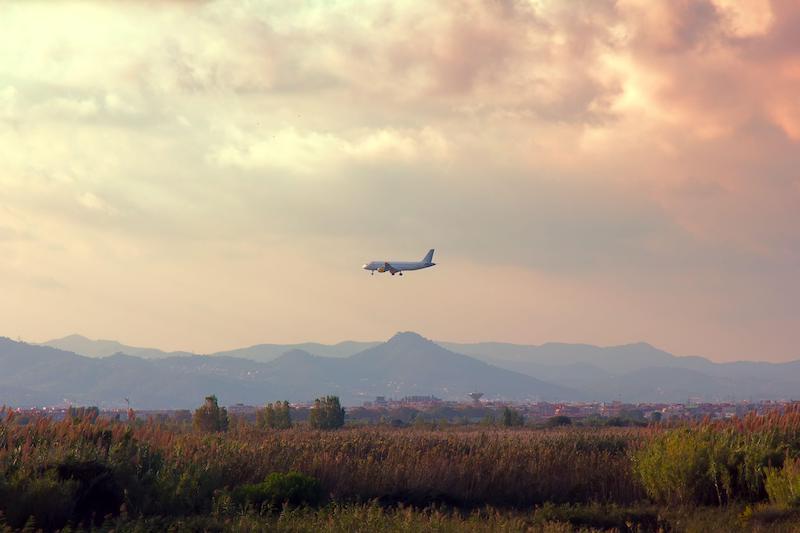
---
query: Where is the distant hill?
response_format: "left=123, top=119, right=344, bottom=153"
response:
left=202, top=333, right=578, bottom=403
left=0, top=333, right=576, bottom=409
left=0, top=338, right=268, bottom=409
left=440, top=341, right=800, bottom=402
left=213, top=341, right=380, bottom=362
left=43, top=334, right=379, bottom=362
left=341, top=332, right=575, bottom=402
left=18, top=333, right=800, bottom=406
left=440, top=341, right=680, bottom=373
left=42, top=334, right=194, bottom=359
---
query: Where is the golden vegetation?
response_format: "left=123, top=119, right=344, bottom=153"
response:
left=2, top=405, right=800, bottom=530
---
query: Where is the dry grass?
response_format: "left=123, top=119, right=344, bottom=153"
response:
left=3, top=405, right=800, bottom=530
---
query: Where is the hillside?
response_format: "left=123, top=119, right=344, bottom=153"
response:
left=213, top=341, right=380, bottom=362
left=0, top=334, right=575, bottom=408
left=18, top=334, right=800, bottom=405
left=42, top=334, right=194, bottom=359
left=442, top=340, right=800, bottom=402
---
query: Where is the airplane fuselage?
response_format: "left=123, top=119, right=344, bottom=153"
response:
left=362, top=249, right=436, bottom=276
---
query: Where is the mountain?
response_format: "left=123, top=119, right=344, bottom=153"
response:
left=340, top=332, right=575, bottom=402
left=213, top=341, right=380, bottom=362
left=0, top=338, right=270, bottom=409
left=44, top=334, right=380, bottom=362
left=585, top=367, right=740, bottom=403
left=440, top=341, right=681, bottom=373
left=0, top=333, right=575, bottom=408
left=42, top=334, right=194, bottom=359
left=440, top=340, right=800, bottom=402
left=237, top=333, right=577, bottom=403
left=13, top=334, right=800, bottom=406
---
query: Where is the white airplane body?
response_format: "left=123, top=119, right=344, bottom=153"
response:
left=363, top=249, right=436, bottom=276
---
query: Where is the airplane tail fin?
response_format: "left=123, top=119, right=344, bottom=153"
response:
left=422, top=249, right=435, bottom=263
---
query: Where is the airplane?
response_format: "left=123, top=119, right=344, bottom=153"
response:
left=362, top=249, right=436, bottom=276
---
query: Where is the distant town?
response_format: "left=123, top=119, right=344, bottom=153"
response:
left=7, top=396, right=799, bottom=427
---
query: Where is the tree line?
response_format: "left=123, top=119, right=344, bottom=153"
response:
left=193, top=395, right=345, bottom=432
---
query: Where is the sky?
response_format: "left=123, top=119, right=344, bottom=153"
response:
left=1, top=0, right=798, bottom=362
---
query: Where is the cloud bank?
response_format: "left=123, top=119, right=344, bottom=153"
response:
left=0, top=0, right=797, bottom=360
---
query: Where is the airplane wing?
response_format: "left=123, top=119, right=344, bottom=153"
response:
left=384, top=262, right=400, bottom=274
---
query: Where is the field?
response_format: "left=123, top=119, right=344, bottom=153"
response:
left=2, top=407, right=800, bottom=531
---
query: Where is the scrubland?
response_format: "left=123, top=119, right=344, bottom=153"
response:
left=2, top=407, right=800, bottom=531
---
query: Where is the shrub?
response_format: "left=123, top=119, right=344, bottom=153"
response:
left=502, top=407, right=524, bottom=427
left=3, top=476, right=79, bottom=530
left=232, top=471, right=322, bottom=511
left=634, top=428, right=717, bottom=506
left=545, top=416, right=572, bottom=428
left=635, top=426, right=789, bottom=506
left=766, top=457, right=800, bottom=507
left=56, top=459, right=124, bottom=526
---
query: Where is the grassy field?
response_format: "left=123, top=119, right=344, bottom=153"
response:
left=2, top=407, right=800, bottom=531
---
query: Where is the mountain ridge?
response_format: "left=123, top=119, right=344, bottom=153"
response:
left=26, top=333, right=800, bottom=405
left=1, top=334, right=576, bottom=408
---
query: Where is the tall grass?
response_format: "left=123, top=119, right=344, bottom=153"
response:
left=3, top=405, right=800, bottom=529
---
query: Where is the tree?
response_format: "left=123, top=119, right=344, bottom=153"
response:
left=502, top=407, right=524, bottom=427
left=545, top=415, right=572, bottom=428
left=69, top=406, right=99, bottom=422
left=308, top=396, right=345, bottom=430
left=258, top=401, right=292, bottom=429
left=193, top=395, right=229, bottom=433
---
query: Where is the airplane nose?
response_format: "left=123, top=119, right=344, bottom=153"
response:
left=362, top=264, right=369, bottom=269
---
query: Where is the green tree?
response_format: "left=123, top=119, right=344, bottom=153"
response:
left=258, top=401, right=292, bottom=429
left=545, top=415, right=572, bottom=428
left=308, top=396, right=345, bottom=430
left=192, top=395, right=229, bottom=433
left=480, top=414, right=497, bottom=426
left=502, top=407, right=524, bottom=427
left=69, top=406, right=99, bottom=422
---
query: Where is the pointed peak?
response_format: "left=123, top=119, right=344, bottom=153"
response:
left=53, top=334, right=92, bottom=342
left=386, top=331, right=438, bottom=350
left=386, top=331, right=434, bottom=346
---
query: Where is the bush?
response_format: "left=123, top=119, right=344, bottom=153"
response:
left=502, top=407, right=524, bottom=427
left=545, top=416, right=572, bottom=428
left=533, top=503, right=661, bottom=531
left=56, top=459, right=124, bottom=525
left=3, top=476, right=79, bottom=530
left=635, top=428, right=716, bottom=506
left=0, top=459, right=124, bottom=530
left=766, top=457, right=800, bottom=507
left=635, top=427, right=787, bottom=506
left=232, top=471, right=323, bottom=511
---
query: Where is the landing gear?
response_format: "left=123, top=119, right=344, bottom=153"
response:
left=399, top=272, right=403, bottom=276
left=371, top=272, right=374, bottom=276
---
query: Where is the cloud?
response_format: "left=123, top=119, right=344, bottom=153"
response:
left=211, top=126, right=450, bottom=173
left=0, top=0, right=798, bottom=360
left=0, top=86, right=16, bottom=119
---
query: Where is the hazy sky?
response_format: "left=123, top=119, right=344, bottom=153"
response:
left=1, top=0, right=798, bottom=361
